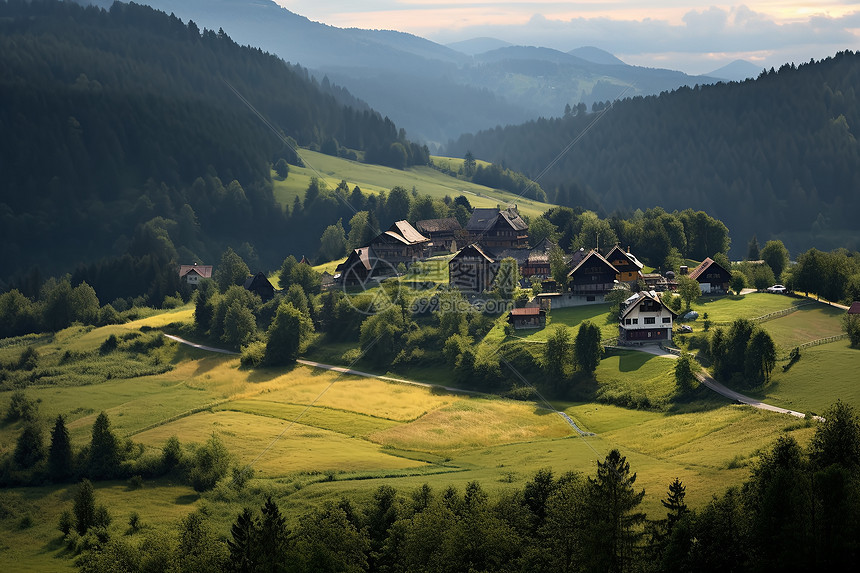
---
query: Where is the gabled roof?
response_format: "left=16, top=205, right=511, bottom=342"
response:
left=451, top=243, right=495, bottom=263
left=499, top=208, right=528, bottom=231
left=346, top=246, right=376, bottom=272
left=567, top=248, right=588, bottom=268
left=848, top=301, right=860, bottom=314
left=620, top=290, right=678, bottom=320
left=567, top=249, right=618, bottom=277
left=510, top=306, right=542, bottom=316
left=178, top=264, right=213, bottom=278
left=494, top=248, right=531, bottom=264
left=466, top=208, right=501, bottom=232
left=689, top=257, right=729, bottom=280
left=605, top=245, right=644, bottom=270
left=416, top=217, right=462, bottom=234
left=388, top=220, right=429, bottom=244
left=244, top=272, right=273, bottom=290
left=531, top=238, right=557, bottom=254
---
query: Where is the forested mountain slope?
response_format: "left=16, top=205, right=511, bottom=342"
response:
left=448, top=53, right=860, bottom=255
left=0, top=0, right=421, bottom=287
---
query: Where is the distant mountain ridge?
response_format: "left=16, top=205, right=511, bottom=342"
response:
left=81, top=0, right=737, bottom=145
left=706, top=59, right=763, bottom=82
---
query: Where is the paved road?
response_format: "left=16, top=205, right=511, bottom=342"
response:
left=633, top=345, right=821, bottom=420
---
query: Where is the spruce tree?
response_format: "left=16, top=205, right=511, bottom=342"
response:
left=48, top=414, right=73, bottom=481
left=89, top=411, right=120, bottom=479
left=227, top=508, right=259, bottom=573
left=74, top=479, right=96, bottom=535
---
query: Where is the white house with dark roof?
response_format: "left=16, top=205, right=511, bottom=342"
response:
left=619, top=290, right=678, bottom=344
left=178, top=263, right=213, bottom=287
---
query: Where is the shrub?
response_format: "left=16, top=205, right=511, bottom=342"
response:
left=99, top=334, right=119, bottom=355
left=188, top=434, right=232, bottom=492
left=6, top=390, right=38, bottom=422
left=127, top=475, right=143, bottom=490
left=240, top=341, right=266, bottom=368
left=59, top=509, right=74, bottom=536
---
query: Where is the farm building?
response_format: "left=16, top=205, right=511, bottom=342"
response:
left=244, top=272, right=275, bottom=301
left=508, top=306, right=547, bottom=330
left=416, top=217, right=464, bottom=254
left=370, top=220, right=430, bottom=267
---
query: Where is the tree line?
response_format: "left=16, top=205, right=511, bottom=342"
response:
left=68, top=400, right=860, bottom=572
left=447, top=51, right=860, bottom=258
left=0, top=0, right=426, bottom=289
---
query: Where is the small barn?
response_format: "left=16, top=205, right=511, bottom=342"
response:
left=508, top=306, right=546, bottom=330
left=688, top=257, right=731, bottom=294
left=244, top=272, right=275, bottom=301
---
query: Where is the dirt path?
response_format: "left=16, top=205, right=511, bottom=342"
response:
left=161, top=333, right=594, bottom=435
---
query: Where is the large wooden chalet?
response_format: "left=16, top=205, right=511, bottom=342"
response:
left=567, top=249, right=619, bottom=297
left=369, top=220, right=430, bottom=267
left=466, top=207, right=528, bottom=250
left=416, top=217, right=464, bottom=254
left=688, top=257, right=731, bottom=294
left=449, top=243, right=499, bottom=292
left=618, top=290, right=678, bottom=344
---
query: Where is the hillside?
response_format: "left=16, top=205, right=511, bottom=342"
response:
left=97, top=0, right=734, bottom=145
left=447, top=52, right=860, bottom=256
left=0, top=0, right=424, bottom=289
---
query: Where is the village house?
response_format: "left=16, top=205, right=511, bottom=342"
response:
left=618, top=290, right=678, bottom=344
left=567, top=249, right=619, bottom=298
left=369, top=220, right=430, bottom=267
left=605, top=245, right=644, bottom=284
left=508, top=306, right=547, bottom=330
left=415, top=217, right=464, bottom=255
left=466, top=207, right=529, bottom=250
left=178, top=263, right=212, bottom=287
left=498, top=238, right=557, bottom=279
left=687, top=257, right=731, bottom=294
left=335, top=246, right=378, bottom=287
left=244, top=272, right=275, bottom=301
left=449, top=243, right=499, bottom=292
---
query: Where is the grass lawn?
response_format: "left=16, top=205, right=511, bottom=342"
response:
left=0, top=304, right=850, bottom=567
left=514, top=304, right=618, bottom=342
left=760, top=304, right=846, bottom=350
left=688, top=292, right=806, bottom=324
left=754, top=342, right=860, bottom=413
left=270, top=150, right=552, bottom=218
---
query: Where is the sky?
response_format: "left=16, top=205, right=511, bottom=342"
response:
left=276, top=1, right=860, bottom=74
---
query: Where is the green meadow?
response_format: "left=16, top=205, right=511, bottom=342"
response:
left=0, top=292, right=856, bottom=569
left=271, top=150, right=552, bottom=218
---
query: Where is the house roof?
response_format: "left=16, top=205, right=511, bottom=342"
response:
left=495, top=248, right=531, bottom=264
left=416, top=217, right=462, bottom=234
left=605, top=245, right=644, bottom=270
left=349, top=247, right=376, bottom=271
left=244, top=272, right=273, bottom=290
left=689, top=257, right=729, bottom=280
left=531, top=238, right=558, bottom=254
left=620, top=290, right=678, bottom=320
left=849, top=301, right=860, bottom=314
left=510, top=306, right=542, bottom=316
left=567, top=248, right=588, bottom=268
left=388, top=220, right=429, bottom=244
left=567, top=249, right=618, bottom=277
left=178, top=264, right=213, bottom=278
left=466, top=207, right=527, bottom=233
left=451, top=243, right=495, bottom=263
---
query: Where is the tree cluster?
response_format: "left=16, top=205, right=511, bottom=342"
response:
left=709, top=319, right=777, bottom=388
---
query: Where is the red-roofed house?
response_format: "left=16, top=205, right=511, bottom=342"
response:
left=178, top=263, right=213, bottom=287
left=508, top=306, right=547, bottom=330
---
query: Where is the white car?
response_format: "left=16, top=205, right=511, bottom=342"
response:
left=766, top=284, right=787, bottom=294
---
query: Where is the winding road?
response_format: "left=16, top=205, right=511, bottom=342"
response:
left=633, top=345, right=822, bottom=420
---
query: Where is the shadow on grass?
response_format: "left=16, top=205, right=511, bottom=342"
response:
left=193, top=355, right=231, bottom=377
left=175, top=493, right=199, bottom=505
left=245, top=364, right=298, bottom=384
left=617, top=350, right=653, bottom=373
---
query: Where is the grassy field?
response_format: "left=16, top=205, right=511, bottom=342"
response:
left=271, top=150, right=552, bottom=218
left=686, top=293, right=806, bottom=324
left=0, top=301, right=852, bottom=568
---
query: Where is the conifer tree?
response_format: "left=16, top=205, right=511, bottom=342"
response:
left=48, top=414, right=73, bottom=481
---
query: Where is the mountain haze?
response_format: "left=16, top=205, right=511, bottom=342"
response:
left=86, top=0, right=736, bottom=145
left=447, top=53, right=860, bottom=256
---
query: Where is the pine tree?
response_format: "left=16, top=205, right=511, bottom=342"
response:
left=14, top=422, right=46, bottom=469
left=661, top=478, right=688, bottom=531
left=89, top=411, right=120, bottom=479
left=258, top=496, right=290, bottom=572
left=48, top=414, right=73, bottom=481
left=227, top=508, right=259, bottom=573
left=74, top=479, right=96, bottom=535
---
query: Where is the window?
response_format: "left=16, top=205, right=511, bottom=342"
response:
left=632, top=318, right=638, bottom=324
left=625, top=318, right=632, bottom=325
left=644, top=317, right=656, bottom=325
left=587, top=296, right=595, bottom=302
left=662, top=317, right=671, bottom=323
